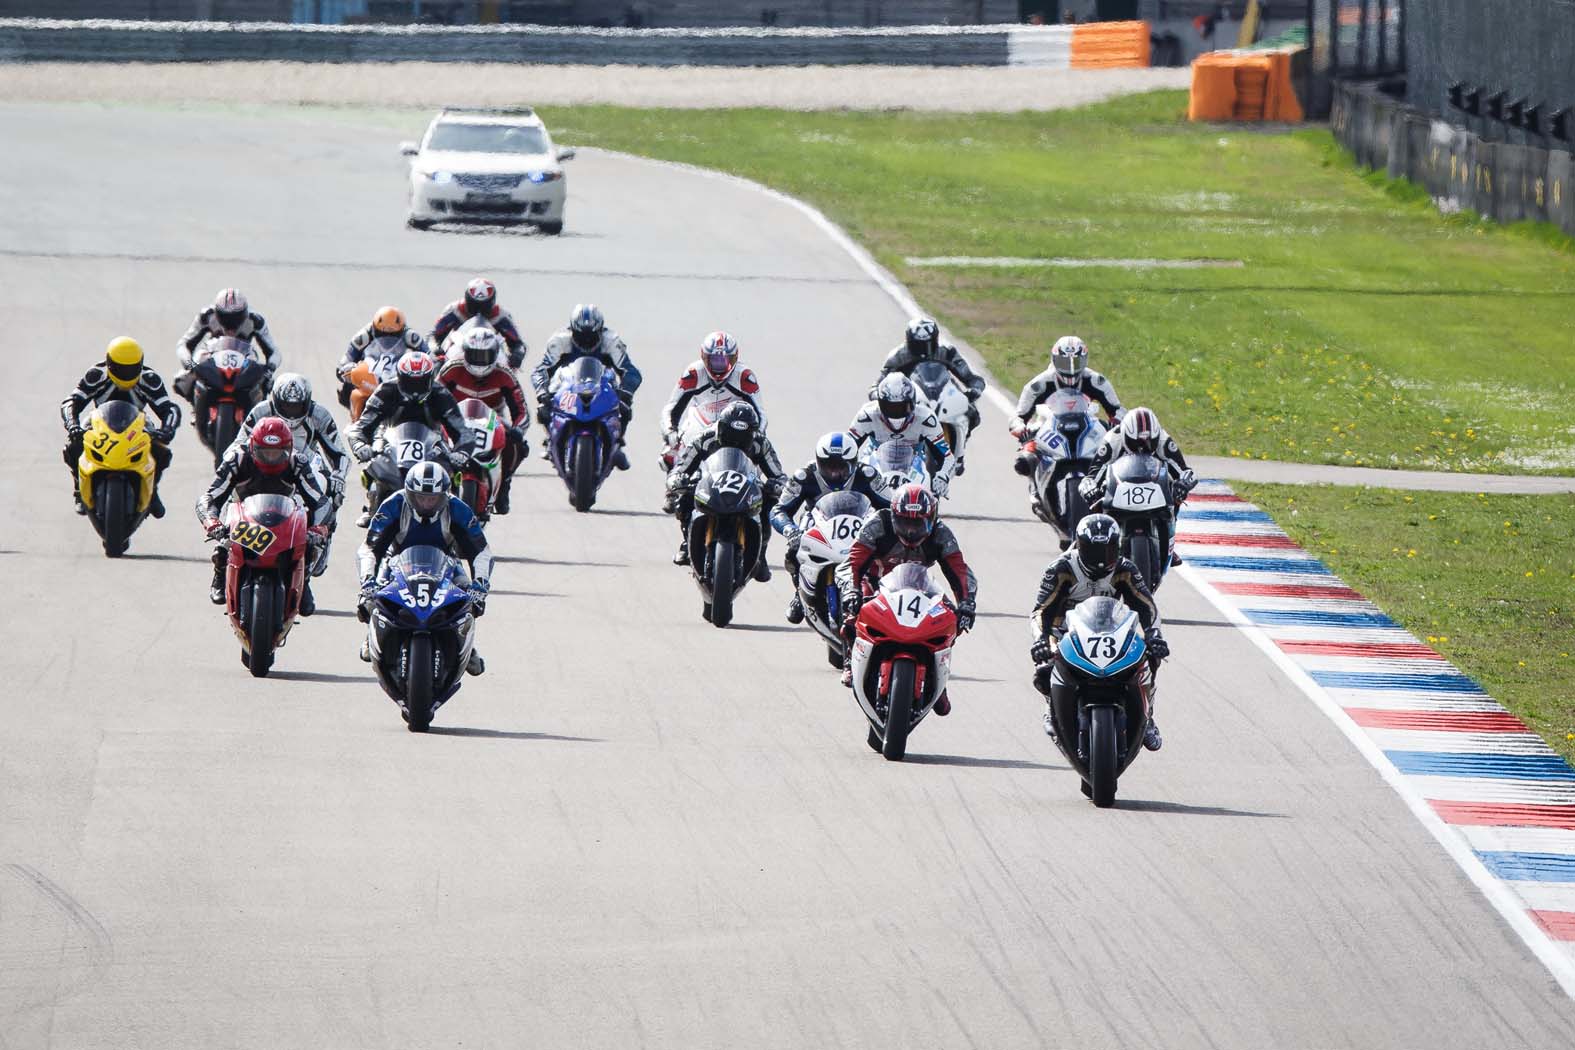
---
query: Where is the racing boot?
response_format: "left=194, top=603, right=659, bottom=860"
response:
left=1042, top=701, right=1059, bottom=742
left=73, top=487, right=88, bottom=515
left=933, top=690, right=951, bottom=717
left=466, top=649, right=486, bottom=676
left=840, top=664, right=854, bottom=688
left=149, top=490, right=166, bottom=519
left=785, top=593, right=805, bottom=624
left=613, top=444, right=630, bottom=471
left=672, top=541, right=689, bottom=566
left=494, top=476, right=512, bottom=516
left=209, top=564, right=226, bottom=606
left=1170, top=551, right=1183, bottom=567
left=752, top=559, right=772, bottom=584
left=298, top=581, right=316, bottom=617
left=359, top=638, right=372, bottom=662
left=1142, top=718, right=1164, bottom=751
left=355, top=505, right=371, bottom=528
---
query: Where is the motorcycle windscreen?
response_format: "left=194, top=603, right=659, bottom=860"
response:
left=385, top=421, right=440, bottom=466
left=1112, top=453, right=1165, bottom=484
left=814, top=490, right=872, bottom=521
left=701, top=445, right=756, bottom=481
left=871, top=440, right=918, bottom=474
left=388, top=544, right=454, bottom=582
left=567, top=355, right=607, bottom=391
left=1068, top=595, right=1132, bottom=636
left=910, top=360, right=953, bottom=402
left=94, top=399, right=142, bottom=433
left=879, top=562, right=941, bottom=597
left=241, top=492, right=298, bottom=528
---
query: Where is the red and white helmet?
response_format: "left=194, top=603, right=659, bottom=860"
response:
left=213, top=288, right=249, bottom=332
left=396, top=351, right=437, bottom=402
left=1119, top=407, right=1160, bottom=455
left=464, top=277, right=497, bottom=317
left=890, top=482, right=935, bottom=548
left=700, top=331, right=739, bottom=382
left=249, top=416, right=293, bottom=476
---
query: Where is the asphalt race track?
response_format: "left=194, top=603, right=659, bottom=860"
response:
left=3, top=102, right=1573, bottom=1049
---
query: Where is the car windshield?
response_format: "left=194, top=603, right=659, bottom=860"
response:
left=427, top=122, right=549, bottom=155
left=1071, top=596, right=1131, bottom=635
left=881, top=562, right=940, bottom=596
left=814, top=490, right=871, bottom=521
left=390, top=544, right=453, bottom=580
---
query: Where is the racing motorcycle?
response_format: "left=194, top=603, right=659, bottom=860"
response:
left=1040, top=596, right=1155, bottom=807
left=660, top=384, right=763, bottom=472
left=1022, top=387, right=1108, bottom=541
left=455, top=398, right=506, bottom=520
left=438, top=315, right=496, bottom=363
left=686, top=446, right=765, bottom=628
left=1094, top=453, right=1180, bottom=592
left=862, top=439, right=930, bottom=497
left=366, top=544, right=479, bottom=732
left=793, top=489, right=872, bottom=668
left=222, top=492, right=314, bottom=678
left=75, top=400, right=161, bottom=557
left=547, top=356, right=623, bottom=512
left=192, top=336, right=270, bottom=467
left=344, top=340, right=402, bottom=423
left=848, top=564, right=959, bottom=762
left=363, top=420, right=451, bottom=523
left=910, top=360, right=974, bottom=474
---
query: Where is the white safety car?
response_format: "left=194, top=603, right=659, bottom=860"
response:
left=401, top=107, right=575, bottom=235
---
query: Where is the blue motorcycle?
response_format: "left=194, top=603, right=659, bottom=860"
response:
left=547, top=356, right=624, bottom=512
left=368, top=545, right=478, bottom=732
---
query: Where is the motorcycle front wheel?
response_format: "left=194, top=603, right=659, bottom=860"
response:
left=211, top=410, right=239, bottom=470
left=709, top=538, right=737, bottom=629
left=882, top=659, right=915, bottom=762
left=571, top=437, right=597, bottom=512
left=405, top=634, right=434, bottom=732
left=96, top=474, right=134, bottom=558
left=247, top=578, right=276, bottom=678
left=1088, top=705, right=1119, bottom=808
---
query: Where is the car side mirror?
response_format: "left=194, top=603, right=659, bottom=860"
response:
left=399, top=141, right=419, bottom=157
left=556, top=147, right=576, bottom=162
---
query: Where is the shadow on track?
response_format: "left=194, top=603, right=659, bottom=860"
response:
left=427, top=726, right=604, bottom=743
left=125, top=552, right=209, bottom=563
left=947, top=512, right=1038, bottom=525
left=593, top=508, right=669, bottom=519
left=489, top=589, right=564, bottom=598
left=904, top=753, right=1061, bottom=771
left=727, top=623, right=801, bottom=633
left=950, top=675, right=1005, bottom=684
left=269, top=670, right=374, bottom=684
left=311, top=608, right=358, bottom=618
left=1115, top=799, right=1287, bottom=818
left=1165, top=618, right=1236, bottom=629
left=493, top=555, right=627, bottom=568
left=973, top=611, right=1023, bottom=621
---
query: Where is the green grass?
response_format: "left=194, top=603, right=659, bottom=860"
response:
left=535, top=92, right=1575, bottom=474
left=1235, top=484, right=1575, bottom=760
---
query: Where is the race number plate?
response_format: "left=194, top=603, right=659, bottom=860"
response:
left=231, top=521, right=276, bottom=556
left=1110, top=481, right=1165, bottom=512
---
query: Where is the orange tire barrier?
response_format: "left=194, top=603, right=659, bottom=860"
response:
left=1187, top=48, right=1304, bottom=123
left=1069, top=20, right=1151, bottom=69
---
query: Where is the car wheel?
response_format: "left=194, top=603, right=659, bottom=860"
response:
left=407, top=216, right=434, bottom=230
left=539, top=221, right=563, bottom=236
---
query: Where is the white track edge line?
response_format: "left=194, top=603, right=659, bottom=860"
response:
left=596, top=146, right=1575, bottom=998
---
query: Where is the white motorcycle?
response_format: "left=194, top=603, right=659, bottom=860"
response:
left=660, top=384, right=767, bottom=471
left=910, top=360, right=974, bottom=475
left=793, top=489, right=874, bottom=668
left=1023, top=387, right=1108, bottom=541
left=862, top=438, right=931, bottom=497
left=848, top=564, right=960, bottom=762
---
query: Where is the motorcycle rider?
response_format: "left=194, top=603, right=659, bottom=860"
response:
left=771, top=431, right=890, bottom=625
left=346, top=351, right=475, bottom=527
left=61, top=336, right=181, bottom=518
left=196, top=416, right=330, bottom=614
left=660, top=331, right=766, bottom=463
left=1078, top=407, right=1197, bottom=567
left=173, top=288, right=282, bottom=403
left=849, top=373, right=955, bottom=498
left=836, top=483, right=976, bottom=707
left=357, top=460, right=494, bottom=676
left=873, top=317, right=985, bottom=473
left=1009, top=336, right=1122, bottom=445
left=530, top=304, right=642, bottom=471
left=429, top=277, right=528, bottom=370
left=235, top=372, right=349, bottom=571
left=337, top=306, right=428, bottom=408
left=438, top=327, right=530, bottom=515
left=1029, top=513, right=1168, bottom=751
left=664, top=401, right=785, bottom=581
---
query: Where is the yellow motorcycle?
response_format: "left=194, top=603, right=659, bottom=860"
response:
left=77, top=400, right=158, bottom=557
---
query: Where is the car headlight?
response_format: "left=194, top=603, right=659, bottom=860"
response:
left=528, top=171, right=564, bottom=184
left=420, top=170, right=454, bottom=184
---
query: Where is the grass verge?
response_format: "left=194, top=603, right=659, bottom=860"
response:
left=540, top=92, right=1575, bottom=474
left=1235, top=483, right=1575, bottom=760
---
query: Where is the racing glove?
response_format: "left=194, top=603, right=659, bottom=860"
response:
left=1176, top=468, right=1198, bottom=493
left=1008, top=418, right=1028, bottom=440
left=931, top=474, right=950, bottom=499
left=353, top=443, right=375, bottom=463
left=955, top=598, right=976, bottom=633
left=470, top=577, right=490, bottom=617
left=784, top=529, right=802, bottom=558
left=1030, top=636, right=1055, bottom=666
left=205, top=520, right=229, bottom=541
left=445, top=447, right=469, bottom=471
left=535, top=399, right=551, bottom=426
left=1145, top=628, right=1170, bottom=661
left=1078, top=476, right=1101, bottom=505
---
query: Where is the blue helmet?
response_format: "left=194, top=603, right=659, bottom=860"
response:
left=815, top=431, right=857, bottom=489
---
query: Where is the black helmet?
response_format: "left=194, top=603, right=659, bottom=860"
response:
left=905, top=316, right=940, bottom=358
left=717, top=402, right=759, bottom=450
left=569, top=303, right=604, bottom=351
left=271, top=372, right=312, bottom=422
left=1074, top=513, right=1121, bottom=580
left=213, top=288, right=248, bottom=333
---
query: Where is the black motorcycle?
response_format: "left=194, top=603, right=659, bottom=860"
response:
left=686, top=446, right=764, bottom=628
left=1098, top=453, right=1178, bottom=592
left=366, top=545, right=478, bottom=732
left=1041, top=596, right=1156, bottom=807
left=363, top=420, right=450, bottom=523
left=191, top=336, right=271, bottom=467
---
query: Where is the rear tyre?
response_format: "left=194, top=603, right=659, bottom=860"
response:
left=1128, top=533, right=1162, bottom=594
left=539, top=221, right=564, bottom=236
left=710, top=539, right=736, bottom=629
left=1065, top=477, right=1089, bottom=538
left=97, top=475, right=133, bottom=557
left=571, top=439, right=597, bottom=512
left=247, top=579, right=276, bottom=678
left=406, top=634, right=434, bottom=732
left=882, top=659, right=915, bottom=762
left=460, top=477, right=484, bottom=518
left=866, top=726, right=882, bottom=753
left=211, top=411, right=239, bottom=469
left=1088, top=706, right=1119, bottom=808
left=827, top=642, right=843, bottom=669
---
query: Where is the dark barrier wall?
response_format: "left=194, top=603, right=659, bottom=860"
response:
left=1334, top=80, right=1575, bottom=236
left=1405, top=0, right=1575, bottom=149
left=0, top=20, right=1014, bottom=66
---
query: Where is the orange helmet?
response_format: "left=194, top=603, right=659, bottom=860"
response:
left=372, top=306, right=406, bottom=336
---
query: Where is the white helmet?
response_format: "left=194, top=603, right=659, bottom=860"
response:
left=875, top=373, right=915, bottom=428
left=814, top=431, right=858, bottom=489
left=271, top=372, right=312, bottom=421
left=1051, top=336, right=1088, bottom=388
left=460, top=327, right=503, bottom=378
left=404, top=460, right=449, bottom=521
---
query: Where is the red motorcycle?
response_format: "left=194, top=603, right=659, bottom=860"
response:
left=455, top=398, right=507, bottom=520
left=847, top=564, right=960, bottom=761
left=192, top=336, right=271, bottom=467
left=223, top=492, right=317, bottom=677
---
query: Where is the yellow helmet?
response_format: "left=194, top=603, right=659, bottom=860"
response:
left=105, top=336, right=144, bottom=390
